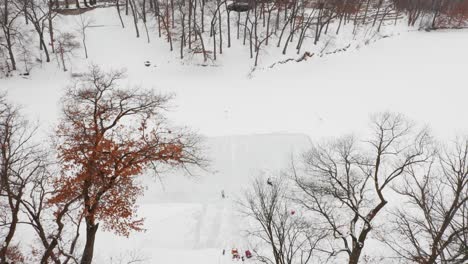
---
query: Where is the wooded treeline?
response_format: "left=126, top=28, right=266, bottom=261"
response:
left=1, top=0, right=468, bottom=74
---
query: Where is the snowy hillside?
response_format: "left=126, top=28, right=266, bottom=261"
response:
left=1, top=7, right=467, bottom=140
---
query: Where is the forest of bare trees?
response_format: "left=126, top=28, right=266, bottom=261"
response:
left=1, top=0, right=468, bottom=75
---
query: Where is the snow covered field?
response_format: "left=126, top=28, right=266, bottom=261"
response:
left=94, top=134, right=311, bottom=263
left=1, top=6, right=468, bottom=264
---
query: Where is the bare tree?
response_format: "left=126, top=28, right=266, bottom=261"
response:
left=0, top=95, right=46, bottom=263
left=56, top=32, right=80, bottom=72
left=115, top=0, right=125, bottom=28
left=293, top=112, right=432, bottom=264
left=24, top=0, right=56, bottom=63
left=20, top=171, right=80, bottom=263
left=241, top=176, right=326, bottom=264
left=128, top=0, right=141, bottom=38
left=0, top=95, right=82, bottom=264
left=384, top=137, right=468, bottom=264
left=75, top=13, right=94, bottom=59
left=0, top=0, right=22, bottom=71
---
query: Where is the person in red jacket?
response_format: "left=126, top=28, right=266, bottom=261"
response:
left=232, top=248, right=240, bottom=259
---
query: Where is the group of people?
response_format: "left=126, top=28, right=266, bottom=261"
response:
left=222, top=248, right=252, bottom=261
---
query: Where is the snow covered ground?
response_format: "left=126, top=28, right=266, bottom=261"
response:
left=95, top=134, right=311, bottom=263
left=1, top=6, right=468, bottom=264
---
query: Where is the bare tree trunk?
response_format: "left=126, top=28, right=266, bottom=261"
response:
left=129, top=0, right=140, bottom=37
left=212, top=26, right=216, bottom=60
left=253, top=0, right=258, bottom=51
left=116, top=0, right=125, bottom=28
left=193, top=0, right=197, bottom=40
left=348, top=242, right=365, bottom=264
left=266, top=9, right=271, bottom=45
left=0, top=197, right=20, bottom=263
left=372, top=0, right=383, bottom=27
left=180, top=11, right=185, bottom=59
left=255, top=38, right=269, bottom=66
left=277, top=13, right=291, bottom=47
left=217, top=0, right=222, bottom=54
left=195, top=25, right=207, bottom=62
left=237, top=11, right=240, bottom=39
left=282, top=29, right=294, bottom=54
left=201, top=0, right=205, bottom=32
left=362, top=0, right=371, bottom=24
left=40, top=35, right=51, bottom=62
left=296, top=13, right=313, bottom=53
left=60, top=45, right=67, bottom=71
left=6, top=38, right=17, bottom=71
left=82, top=34, right=88, bottom=59
left=80, top=221, right=99, bottom=264
left=353, top=0, right=363, bottom=33
left=336, top=13, right=344, bottom=34
left=154, top=0, right=162, bottom=37
left=142, top=0, right=150, bottom=43
left=3, top=25, right=17, bottom=70
left=161, top=17, right=173, bottom=50
left=171, top=0, right=175, bottom=28
left=243, top=10, right=249, bottom=45
left=143, top=0, right=147, bottom=22
left=48, top=0, right=55, bottom=53
left=275, top=5, right=280, bottom=33
left=23, top=2, right=29, bottom=24
left=378, top=6, right=390, bottom=32
left=188, top=0, right=192, bottom=48
left=249, top=22, right=253, bottom=58
left=225, top=5, right=231, bottom=47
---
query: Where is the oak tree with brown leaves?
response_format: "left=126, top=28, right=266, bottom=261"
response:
left=49, top=65, right=202, bottom=264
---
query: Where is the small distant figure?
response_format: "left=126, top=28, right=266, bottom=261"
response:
left=241, top=256, right=245, bottom=261
left=222, top=249, right=225, bottom=255
left=267, top=178, right=273, bottom=186
left=232, top=248, right=240, bottom=260
left=291, top=210, right=296, bottom=215
left=221, top=190, right=225, bottom=199
left=245, top=250, right=252, bottom=259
